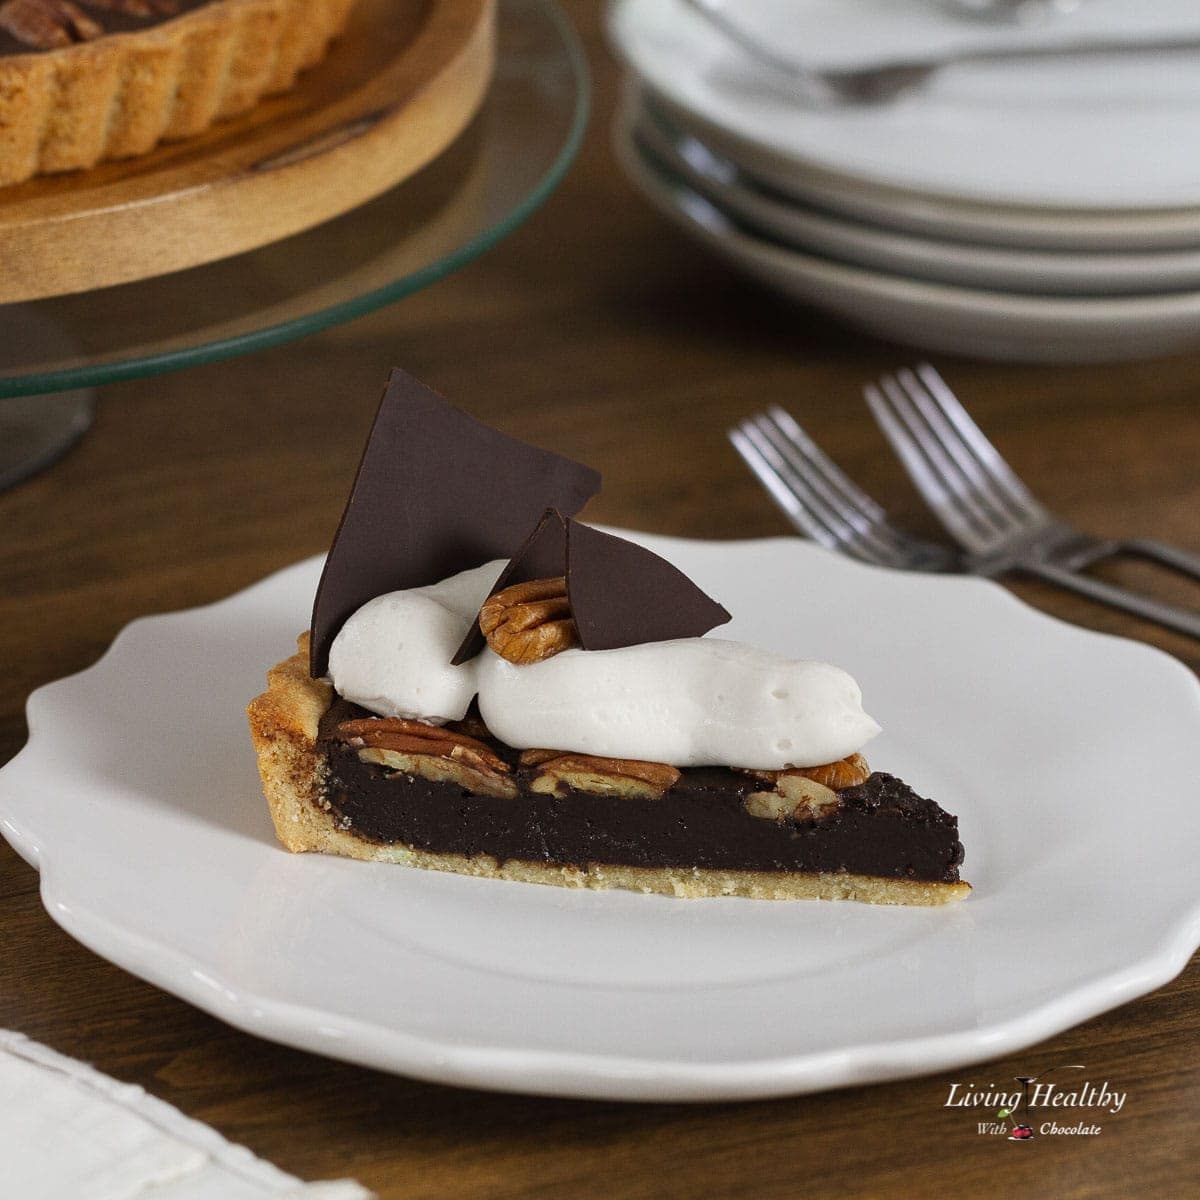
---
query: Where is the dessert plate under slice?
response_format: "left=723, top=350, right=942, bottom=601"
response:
left=2, top=536, right=1199, bottom=1102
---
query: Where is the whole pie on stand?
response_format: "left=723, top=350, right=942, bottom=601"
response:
left=0, top=0, right=359, bottom=185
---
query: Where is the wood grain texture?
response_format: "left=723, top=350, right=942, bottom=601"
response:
left=0, top=0, right=495, bottom=302
left=1, top=2, right=1198, bottom=1195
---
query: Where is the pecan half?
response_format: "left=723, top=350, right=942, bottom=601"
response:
left=336, top=716, right=509, bottom=775
left=86, top=0, right=180, bottom=14
left=517, top=748, right=561, bottom=767
left=0, top=0, right=102, bottom=48
left=479, top=577, right=579, bottom=664
left=741, top=753, right=867, bottom=822
left=745, top=775, right=841, bottom=822
left=741, top=753, right=870, bottom=790
left=358, top=747, right=517, bottom=800
left=797, top=753, right=871, bottom=789
left=448, top=710, right=493, bottom=743
left=523, top=750, right=680, bottom=799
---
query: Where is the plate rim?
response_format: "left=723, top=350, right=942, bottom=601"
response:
left=624, top=95, right=1200, bottom=297
left=617, top=127, right=1200, bottom=321
left=4, top=535, right=1200, bottom=1102
left=617, top=129, right=1200, bottom=360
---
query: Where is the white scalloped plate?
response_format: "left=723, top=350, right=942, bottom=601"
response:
left=3, top=536, right=1199, bottom=1102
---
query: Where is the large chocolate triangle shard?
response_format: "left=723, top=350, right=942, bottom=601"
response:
left=309, top=371, right=601, bottom=677
left=453, top=510, right=731, bottom=663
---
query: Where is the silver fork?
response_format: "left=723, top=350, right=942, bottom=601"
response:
left=865, top=364, right=1200, bottom=639
left=729, top=407, right=956, bottom=572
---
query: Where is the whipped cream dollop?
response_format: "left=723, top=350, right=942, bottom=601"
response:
left=327, top=561, right=504, bottom=724
left=327, top=563, right=880, bottom=769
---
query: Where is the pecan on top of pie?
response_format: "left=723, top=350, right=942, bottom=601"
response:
left=0, top=1, right=187, bottom=52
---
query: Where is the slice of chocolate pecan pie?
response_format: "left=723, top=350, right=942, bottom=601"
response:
left=247, top=371, right=969, bottom=906
left=250, top=627, right=967, bottom=905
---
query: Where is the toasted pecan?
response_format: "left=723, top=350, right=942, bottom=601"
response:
left=479, top=577, right=579, bottom=664
left=87, top=0, right=179, bottom=14
left=742, top=753, right=870, bottom=791
left=357, top=747, right=517, bottom=800
left=745, top=774, right=841, bottom=822
left=335, top=716, right=509, bottom=775
left=525, top=751, right=680, bottom=799
left=0, top=0, right=102, bottom=48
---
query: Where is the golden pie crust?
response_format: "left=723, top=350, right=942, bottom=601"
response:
left=0, top=0, right=359, bottom=186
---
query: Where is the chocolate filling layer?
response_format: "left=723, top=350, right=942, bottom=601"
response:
left=317, top=699, right=965, bottom=883
left=0, top=2, right=215, bottom=57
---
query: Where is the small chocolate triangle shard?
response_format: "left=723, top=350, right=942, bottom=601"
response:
left=454, top=511, right=731, bottom=662
left=309, top=371, right=600, bottom=677
left=566, top=519, right=731, bottom=650
left=452, top=509, right=568, bottom=663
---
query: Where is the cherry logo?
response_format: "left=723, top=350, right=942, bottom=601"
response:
left=1008, top=1124, right=1034, bottom=1141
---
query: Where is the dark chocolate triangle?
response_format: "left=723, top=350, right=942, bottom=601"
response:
left=564, top=523, right=729, bottom=652
left=454, top=512, right=731, bottom=663
left=309, top=371, right=600, bottom=677
left=452, top=509, right=569, bottom=664
left=565, top=519, right=731, bottom=650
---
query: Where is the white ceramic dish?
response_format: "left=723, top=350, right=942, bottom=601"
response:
left=628, top=92, right=1200, bottom=298
left=617, top=126, right=1200, bottom=362
left=609, top=0, right=1200, bottom=213
left=646, top=88, right=1200, bottom=253
left=2, top=537, right=1199, bottom=1102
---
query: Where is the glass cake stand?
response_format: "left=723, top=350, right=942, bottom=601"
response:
left=0, top=0, right=588, bottom=489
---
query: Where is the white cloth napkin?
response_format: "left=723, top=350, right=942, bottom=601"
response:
left=0, top=1031, right=373, bottom=1200
left=671, top=0, right=1200, bottom=71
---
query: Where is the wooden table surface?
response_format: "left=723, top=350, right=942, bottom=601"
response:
left=2, top=3, right=1198, bottom=1195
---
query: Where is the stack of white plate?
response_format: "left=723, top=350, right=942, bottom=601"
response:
left=608, top=0, right=1200, bottom=362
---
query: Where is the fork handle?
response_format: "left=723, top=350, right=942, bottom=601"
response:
left=1120, top=538, right=1200, bottom=583
left=1023, top=561, right=1200, bottom=640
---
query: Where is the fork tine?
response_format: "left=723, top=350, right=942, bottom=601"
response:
left=730, top=425, right=858, bottom=557
left=880, top=373, right=1008, bottom=543
left=864, top=381, right=996, bottom=558
left=893, top=367, right=1026, bottom=536
left=748, top=415, right=907, bottom=564
left=765, top=406, right=889, bottom=524
left=735, top=421, right=869, bottom=557
left=756, top=410, right=915, bottom=564
left=728, top=427, right=808, bottom=527
left=914, top=364, right=1047, bottom=525
left=732, top=421, right=906, bottom=567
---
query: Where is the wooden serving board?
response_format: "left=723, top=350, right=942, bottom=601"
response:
left=0, top=0, right=494, bottom=303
